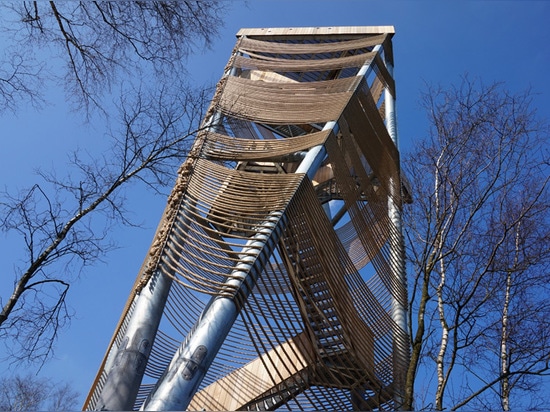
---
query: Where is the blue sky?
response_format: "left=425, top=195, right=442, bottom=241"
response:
left=1, top=0, right=549, bottom=405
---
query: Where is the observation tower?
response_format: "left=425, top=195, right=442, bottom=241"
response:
left=85, top=26, right=410, bottom=411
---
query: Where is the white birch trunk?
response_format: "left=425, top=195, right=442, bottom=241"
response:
left=433, top=151, right=449, bottom=411
left=500, top=224, right=520, bottom=411
left=435, top=255, right=449, bottom=411
left=500, top=270, right=511, bottom=411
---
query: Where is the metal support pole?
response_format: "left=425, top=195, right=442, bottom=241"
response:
left=384, top=57, right=408, bottom=408
left=95, top=198, right=198, bottom=410
left=95, top=268, right=172, bottom=411
left=96, top=115, right=226, bottom=411
left=384, top=59, right=406, bottom=334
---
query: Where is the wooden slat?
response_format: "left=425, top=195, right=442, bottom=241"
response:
left=188, top=333, right=313, bottom=411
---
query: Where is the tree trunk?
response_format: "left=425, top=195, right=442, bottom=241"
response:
left=500, top=225, right=519, bottom=411
left=500, top=271, right=511, bottom=411
left=403, top=261, right=432, bottom=410
left=435, top=256, right=449, bottom=411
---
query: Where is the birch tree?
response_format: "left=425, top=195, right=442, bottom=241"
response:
left=403, top=77, right=550, bottom=410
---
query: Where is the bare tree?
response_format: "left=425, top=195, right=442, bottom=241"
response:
left=403, top=77, right=550, bottom=410
left=455, top=181, right=550, bottom=411
left=0, top=1, right=226, bottom=114
left=0, top=373, right=79, bottom=411
left=0, top=0, right=228, bottom=365
left=0, top=82, right=212, bottom=364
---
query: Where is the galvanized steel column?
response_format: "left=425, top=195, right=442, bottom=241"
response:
left=384, top=54, right=409, bottom=408
left=95, top=268, right=172, bottom=411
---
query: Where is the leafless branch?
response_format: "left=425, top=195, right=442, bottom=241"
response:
left=0, top=82, right=210, bottom=364
left=403, top=76, right=550, bottom=410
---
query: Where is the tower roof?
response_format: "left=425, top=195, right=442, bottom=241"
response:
left=236, top=26, right=395, bottom=38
